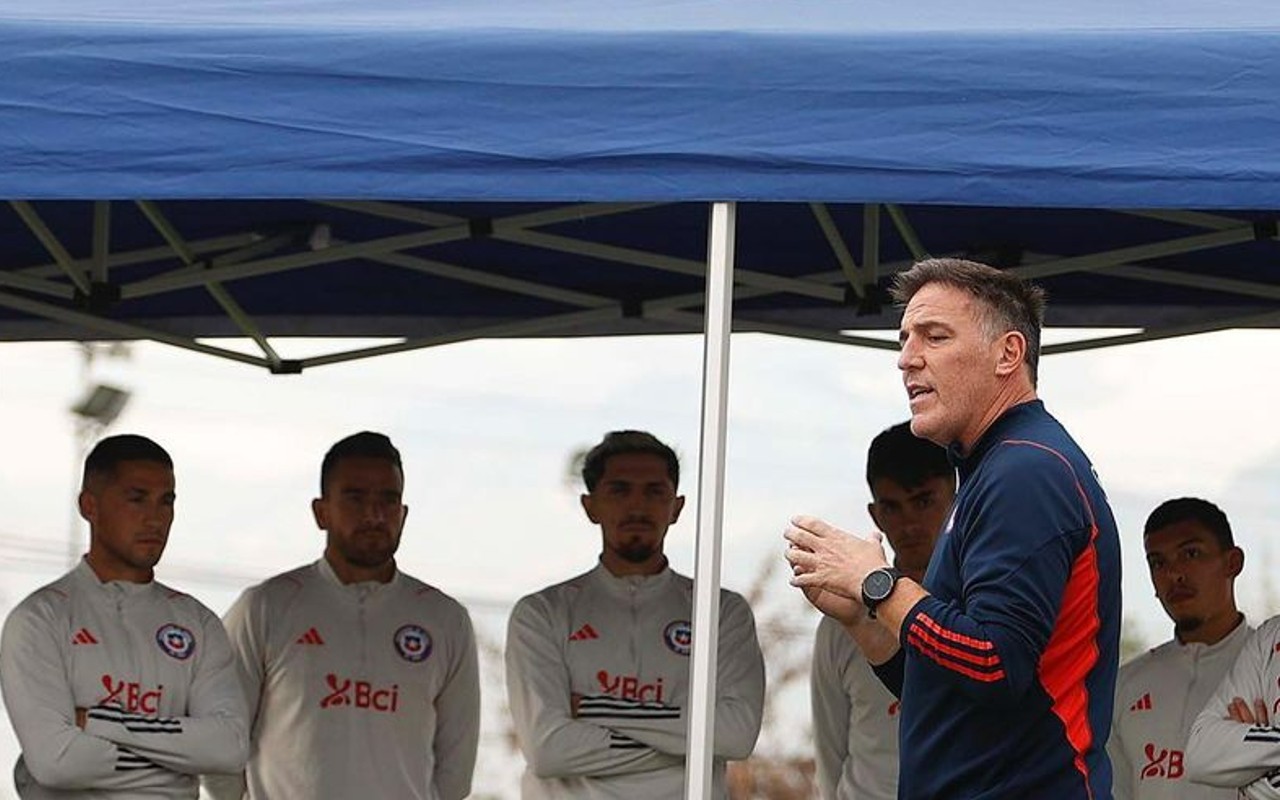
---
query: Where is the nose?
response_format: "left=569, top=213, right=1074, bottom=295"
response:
left=897, top=335, right=921, bottom=372
left=142, top=501, right=166, bottom=528
left=1154, top=562, right=1187, bottom=583
left=362, top=499, right=389, bottom=523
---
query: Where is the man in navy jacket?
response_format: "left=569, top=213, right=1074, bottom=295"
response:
left=787, top=258, right=1121, bottom=799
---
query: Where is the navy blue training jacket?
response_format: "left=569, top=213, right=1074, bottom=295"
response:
left=889, top=400, right=1122, bottom=799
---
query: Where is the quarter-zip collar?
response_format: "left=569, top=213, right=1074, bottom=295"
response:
left=949, top=399, right=1045, bottom=478
left=591, top=558, right=676, bottom=599
left=315, top=557, right=400, bottom=603
left=1174, top=612, right=1249, bottom=654
left=74, top=556, right=156, bottom=600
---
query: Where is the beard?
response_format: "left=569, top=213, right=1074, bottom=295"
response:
left=1174, top=616, right=1204, bottom=638
left=335, top=528, right=399, bottom=569
left=615, top=539, right=658, bottom=564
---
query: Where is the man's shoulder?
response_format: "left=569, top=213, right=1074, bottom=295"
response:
left=236, top=563, right=317, bottom=609
left=5, top=570, right=79, bottom=625
left=394, top=572, right=471, bottom=621
left=150, top=579, right=223, bottom=623
left=663, top=568, right=747, bottom=605
left=517, top=568, right=598, bottom=604
left=1117, top=638, right=1178, bottom=682
left=1245, top=615, right=1280, bottom=653
left=1253, top=614, right=1280, bottom=637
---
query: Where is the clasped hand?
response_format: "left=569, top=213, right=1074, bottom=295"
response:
left=784, top=515, right=890, bottom=626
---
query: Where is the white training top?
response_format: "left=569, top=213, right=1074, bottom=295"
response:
left=203, top=559, right=480, bottom=800
left=0, top=559, right=249, bottom=799
left=505, top=562, right=765, bottom=800
left=810, top=615, right=901, bottom=800
left=1187, top=615, right=1280, bottom=800
left=1108, top=617, right=1251, bottom=800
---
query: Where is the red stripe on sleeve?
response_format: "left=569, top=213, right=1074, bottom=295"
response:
left=914, top=611, right=999, bottom=651
left=907, top=631, right=1007, bottom=682
left=907, top=621, right=1003, bottom=668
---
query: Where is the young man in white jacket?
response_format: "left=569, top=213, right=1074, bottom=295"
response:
left=505, top=430, right=765, bottom=799
left=204, top=432, right=479, bottom=800
left=810, top=421, right=954, bottom=800
left=1109, top=497, right=1249, bottom=800
left=0, top=434, right=249, bottom=799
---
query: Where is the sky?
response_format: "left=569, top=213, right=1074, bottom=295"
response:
left=2, top=330, right=1279, bottom=797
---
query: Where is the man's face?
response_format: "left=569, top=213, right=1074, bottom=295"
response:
left=868, top=475, right=954, bottom=575
left=582, top=453, right=684, bottom=573
left=80, top=459, right=176, bottom=581
left=1145, top=519, right=1241, bottom=637
left=312, top=456, right=407, bottom=572
left=898, top=282, right=1005, bottom=448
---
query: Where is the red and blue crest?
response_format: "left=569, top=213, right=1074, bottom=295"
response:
left=393, top=624, right=432, bottom=663
left=155, top=623, right=196, bottom=660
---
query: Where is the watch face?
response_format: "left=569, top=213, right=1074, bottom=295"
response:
left=865, top=569, right=895, bottom=602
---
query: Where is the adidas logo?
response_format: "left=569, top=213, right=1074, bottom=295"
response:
left=1130, top=693, right=1153, bottom=712
left=296, top=627, right=325, bottom=645
left=71, top=628, right=99, bottom=645
left=569, top=623, right=599, bottom=642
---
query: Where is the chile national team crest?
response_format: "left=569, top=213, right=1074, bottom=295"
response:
left=155, top=624, right=196, bottom=660
left=393, top=624, right=432, bottom=663
left=663, top=620, right=693, bottom=656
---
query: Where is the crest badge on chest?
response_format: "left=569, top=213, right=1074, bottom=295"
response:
left=155, top=623, right=196, bottom=660
left=663, top=620, right=692, bottom=656
left=393, top=624, right=433, bottom=663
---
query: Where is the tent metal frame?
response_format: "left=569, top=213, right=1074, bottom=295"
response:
left=2, top=200, right=1275, bottom=372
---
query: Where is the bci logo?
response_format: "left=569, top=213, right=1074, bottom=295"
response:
left=98, top=675, right=163, bottom=714
left=319, top=673, right=399, bottom=712
left=597, top=670, right=664, bottom=703
left=1140, top=743, right=1184, bottom=781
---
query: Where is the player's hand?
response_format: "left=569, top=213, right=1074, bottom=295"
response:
left=1227, top=696, right=1270, bottom=725
left=784, top=515, right=889, bottom=599
left=570, top=693, right=582, bottom=718
left=75, top=707, right=87, bottom=729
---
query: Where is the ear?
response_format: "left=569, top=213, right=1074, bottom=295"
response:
left=311, top=497, right=328, bottom=531
left=867, top=501, right=883, bottom=530
left=78, top=490, right=96, bottom=525
left=1226, top=546, right=1244, bottom=578
left=580, top=494, right=600, bottom=524
left=993, top=331, right=1028, bottom=378
left=669, top=495, right=686, bottom=525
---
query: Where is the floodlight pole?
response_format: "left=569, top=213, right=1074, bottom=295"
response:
left=685, top=201, right=735, bottom=800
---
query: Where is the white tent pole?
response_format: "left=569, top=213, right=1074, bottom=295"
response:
left=685, top=201, right=736, bottom=800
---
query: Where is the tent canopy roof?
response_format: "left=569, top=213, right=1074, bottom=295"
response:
left=1, top=1, right=1278, bottom=367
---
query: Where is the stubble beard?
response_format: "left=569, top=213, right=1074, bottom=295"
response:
left=338, top=529, right=398, bottom=569
left=1174, top=616, right=1204, bottom=637
left=615, top=540, right=657, bottom=564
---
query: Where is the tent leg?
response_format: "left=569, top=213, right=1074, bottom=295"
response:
left=685, top=201, right=735, bottom=800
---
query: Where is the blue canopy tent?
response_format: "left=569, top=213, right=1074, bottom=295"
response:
left=2, top=2, right=1279, bottom=794
left=2, top=1, right=1279, bottom=364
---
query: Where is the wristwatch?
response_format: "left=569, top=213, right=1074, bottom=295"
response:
left=861, top=567, right=904, bottom=619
